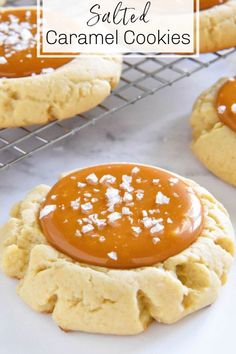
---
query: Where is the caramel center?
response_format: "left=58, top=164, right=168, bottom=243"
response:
left=0, top=7, right=72, bottom=78
left=39, top=164, right=204, bottom=269
left=216, top=78, right=236, bottom=132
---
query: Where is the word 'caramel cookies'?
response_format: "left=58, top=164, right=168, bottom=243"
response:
left=216, top=77, right=236, bottom=132
left=39, top=164, right=204, bottom=269
left=0, top=8, right=71, bottom=78
left=198, top=0, right=227, bottom=11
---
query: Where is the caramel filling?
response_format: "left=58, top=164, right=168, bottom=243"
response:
left=195, top=0, right=227, bottom=11
left=39, top=164, right=204, bottom=269
left=0, top=7, right=71, bottom=78
left=216, top=78, right=236, bottom=132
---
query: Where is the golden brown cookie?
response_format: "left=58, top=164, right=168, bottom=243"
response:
left=0, top=164, right=234, bottom=335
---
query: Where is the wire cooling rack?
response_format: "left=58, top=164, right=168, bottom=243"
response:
left=0, top=48, right=236, bottom=170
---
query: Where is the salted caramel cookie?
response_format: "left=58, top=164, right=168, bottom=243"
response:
left=0, top=7, right=122, bottom=128
left=0, top=163, right=234, bottom=335
left=198, top=0, right=236, bottom=53
left=191, top=77, right=236, bottom=186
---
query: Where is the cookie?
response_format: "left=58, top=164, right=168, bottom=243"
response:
left=0, top=7, right=122, bottom=128
left=0, top=163, right=234, bottom=335
left=199, top=1, right=236, bottom=53
left=191, top=77, right=236, bottom=186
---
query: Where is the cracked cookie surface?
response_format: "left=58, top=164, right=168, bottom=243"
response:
left=0, top=54, right=122, bottom=128
left=191, top=78, right=236, bottom=186
left=0, top=174, right=234, bottom=335
left=199, top=1, right=236, bottom=53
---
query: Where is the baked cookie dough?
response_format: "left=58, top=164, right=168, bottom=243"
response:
left=191, top=77, right=236, bottom=186
left=198, top=0, right=236, bottom=53
left=0, top=7, right=122, bottom=128
left=0, top=163, right=234, bottom=335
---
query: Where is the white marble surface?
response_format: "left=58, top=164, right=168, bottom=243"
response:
left=0, top=53, right=236, bottom=354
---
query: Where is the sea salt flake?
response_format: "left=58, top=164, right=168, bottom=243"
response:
left=136, top=190, right=144, bottom=200
left=150, top=223, right=164, bottom=235
left=50, top=195, right=57, bottom=200
left=231, top=103, right=236, bottom=114
left=123, top=192, right=133, bottom=202
left=105, top=187, right=121, bottom=211
left=41, top=67, right=54, bottom=75
left=0, top=56, right=7, bottom=64
left=89, top=214, right=107, bottom=229
left=77, top=182, right=86, bottom=188
left=169, top=177, right=179, bottom=185
left=120, top=175, right=133, bottom=192
left=99, top=174, right=116, bottom=185
left=128, top=216, right=134, bottom=224
left=167, top=217, right=173, bottom=224
left=131, top=166, right=140, bottom=174
left=83, top=217, right=91, bottom=224
left=122, top=207, right=132, bottom=215
left=107, top=251, right=118, bottom=261
left=142, top=217, right=154, bottom=229
left=108, top=212, right=121, bottom=225
left=173, top=192, right=179, bottom=198
left=152, top=179, right=160, bottom=185
left=81, top=202, right=93, bottom=213
left=20, top=28, right=32, bottom=41
left=75, top=230, right=82, bottom=237
left=156, top=192, right=170, bottom=205
left=70, top=198, right=80, bottom=210
left=86, top=173, right=98, bottom=185
left=91, top=198, right=98, bottom=203
left=217, top=105, right=226, bottom=114
left=84, top=192, right=92, bottom=198
left=99, top=236, right=106, bottom=242
left=142, top=210, right=148, bottom=217
left=152, top=237, right=160, bottom=245
left=39, top=205, right=56, bottom=219
left=82, top=224, right=94, bottom=234
left=132, top=226, right=142, bottom=235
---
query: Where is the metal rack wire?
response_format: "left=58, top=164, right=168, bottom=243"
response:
left=0, top=47, right=236, bottom=170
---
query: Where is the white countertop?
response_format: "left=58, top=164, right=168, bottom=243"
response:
left=0, top=53, right=236, bottom=354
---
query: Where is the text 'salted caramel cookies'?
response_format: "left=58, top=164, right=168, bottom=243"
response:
left=40, top=164, right=204, bottom=269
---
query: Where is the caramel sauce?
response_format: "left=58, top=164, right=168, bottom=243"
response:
left=0, top=7, right=71, bottom=78
left=216, top=78, right=236, bottom=132
left=39, top=164, right=204, bottom=269
left=195, top=0, right=227, bottom=11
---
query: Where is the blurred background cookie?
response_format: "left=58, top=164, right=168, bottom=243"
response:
left=198, top=0, right=236, bottom=53
left=0, top=6, right=122, bottom=127
left=191, top=77, right=236, bottom=186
